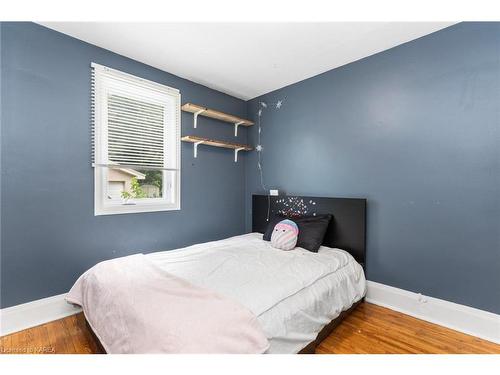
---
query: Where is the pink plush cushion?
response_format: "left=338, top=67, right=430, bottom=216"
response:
left=270, top=219, right=299, bottom=250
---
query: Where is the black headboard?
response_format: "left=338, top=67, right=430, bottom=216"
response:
left=252, top=195, right=366, bottom=267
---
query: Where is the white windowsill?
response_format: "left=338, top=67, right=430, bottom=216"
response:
left=95, top=202, right=181, bottom=216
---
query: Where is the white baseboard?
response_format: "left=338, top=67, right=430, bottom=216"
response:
left=2, top=283, right=499, bottom=345
left=366, top=280, right=500, bottom=344
left=0, top=293, right=81, bottom=336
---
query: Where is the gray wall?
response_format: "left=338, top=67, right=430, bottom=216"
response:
left=245, top=22, right=500, bottom=313
left=0, top=22, right=249, bottom=308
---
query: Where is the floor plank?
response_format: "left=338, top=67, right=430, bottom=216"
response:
left=1, top=302, right=499, bottom=354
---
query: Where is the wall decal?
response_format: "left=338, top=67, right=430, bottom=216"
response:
left=275, top=197, right=317, bottom=218
left=256, top=98, right=285, bottom=192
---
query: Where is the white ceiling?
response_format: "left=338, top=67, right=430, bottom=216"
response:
left=39, top=22, right=455, bottom=100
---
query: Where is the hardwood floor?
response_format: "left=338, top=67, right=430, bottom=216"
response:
left=1, top=302, right=499, bottom=354
left=316, top=303, right=500, bottom=354
left=0, top=313, right=102, bottom=354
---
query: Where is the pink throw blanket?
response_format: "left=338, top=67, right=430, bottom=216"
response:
left=66, top=255, right=269, bottom=353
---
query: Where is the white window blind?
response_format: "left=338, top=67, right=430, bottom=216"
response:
left=107, top=94, right=165, bottom=168
left=91, top=62, right=180, bottom=170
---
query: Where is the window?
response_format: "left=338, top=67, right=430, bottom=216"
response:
left=91, top=63, right=180, bottom=215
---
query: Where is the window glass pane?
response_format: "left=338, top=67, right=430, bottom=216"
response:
left=106, top=167, right=164, bottom=202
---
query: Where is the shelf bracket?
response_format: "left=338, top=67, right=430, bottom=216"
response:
left=193, top=140, right=205, bottom=158
left=193, top=109, right=206, bottom=129
left=234, top=121, right=245, bottom=137
left=234, top=147, right=245, bottom=163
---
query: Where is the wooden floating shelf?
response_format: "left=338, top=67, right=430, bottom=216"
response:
left=182, top=103, right=253, bottom=136
left=181, top=136, right=252, bottom=151
left=182, top=103, right=254, bottom=126
left=181, top=135, right=252, bottom=162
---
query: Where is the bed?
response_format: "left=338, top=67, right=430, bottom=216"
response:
left=69, top=195, right=367, bottom=354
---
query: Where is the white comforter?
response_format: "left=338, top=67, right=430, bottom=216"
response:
left=147, top=232, right=366, bottom=353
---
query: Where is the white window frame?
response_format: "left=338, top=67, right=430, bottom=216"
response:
left=92, top=63, right=181, bottom=215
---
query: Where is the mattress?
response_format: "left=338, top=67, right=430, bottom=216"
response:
left=147, top=233, right=366, bottom=353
